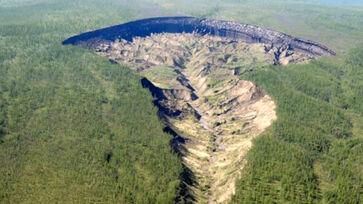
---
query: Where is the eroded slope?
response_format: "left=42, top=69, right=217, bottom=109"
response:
left=92, top=33, right=278, bottom=203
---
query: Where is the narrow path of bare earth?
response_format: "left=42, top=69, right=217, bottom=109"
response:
left=91, top=33, right=306, bottom=203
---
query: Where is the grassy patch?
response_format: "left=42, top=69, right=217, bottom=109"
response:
left=140, top=66, right=180, bottom=89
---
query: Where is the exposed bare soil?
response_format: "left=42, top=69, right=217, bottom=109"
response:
left=90, top=33, right=312, bottom=203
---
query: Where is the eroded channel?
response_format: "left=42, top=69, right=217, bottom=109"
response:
left=93, top=33, right=278, bottom=203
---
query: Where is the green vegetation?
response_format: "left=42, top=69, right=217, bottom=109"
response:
left=140, top=66, right=180, bottom=89
left=0, top=0, right=362, bottom=203
left=0, top=1, right=182, bottom=203
left=231, top=47, right=363, bottom=203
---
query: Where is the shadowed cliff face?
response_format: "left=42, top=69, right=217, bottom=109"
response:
left=63, top=17, right=334, bottom=203
left=63, top=16, right=335, bottom=58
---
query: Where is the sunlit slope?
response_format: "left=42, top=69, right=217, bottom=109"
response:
left=88, top=33, right=279, bottom=203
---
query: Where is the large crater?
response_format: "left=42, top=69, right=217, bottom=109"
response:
left=63, top=17, right=334, bottom=204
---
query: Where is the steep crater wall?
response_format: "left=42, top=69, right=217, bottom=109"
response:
left=63, top=16, right=335, bottom=57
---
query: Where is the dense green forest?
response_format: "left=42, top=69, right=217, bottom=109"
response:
left=0, top=0, right=362, bottom=203
left=0, top=1, right=183, bottom=203
left=231, top=47, right=363, bottom=203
